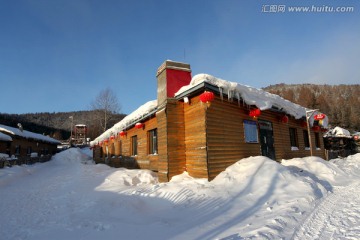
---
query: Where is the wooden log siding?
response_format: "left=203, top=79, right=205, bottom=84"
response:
left=206, top=96, right=261, bottom=180
left=157, top=99, right=186, bottom=182
left=205, top=95, right=326, bottom=180
left=95, top=115, right=159, bottom=170
left=184, top=96, right=208, bottom=179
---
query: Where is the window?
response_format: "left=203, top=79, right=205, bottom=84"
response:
left=303, top=130, right=310, bottom=149
left=244, top=120, right=258, bottom=143
left=148, top=129, right=158, bottom=155
left=289, top=128, right=298, bottom=148
left=315, top=132, right=321, bottom=149
left=131, top=135, right=138, bottom=156
left=15, top=145, right=21, bottom=155
left=27, top=147, right=32, bottom=155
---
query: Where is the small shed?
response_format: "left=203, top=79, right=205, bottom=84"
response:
left=324, top=126, right=356, bottom=159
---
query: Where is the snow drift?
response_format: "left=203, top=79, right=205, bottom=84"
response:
left=1, top=149, right=360, bottom=239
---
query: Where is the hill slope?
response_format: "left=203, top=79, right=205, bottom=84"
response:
left=0, top=111, right=126, bottom=140
left=263, top=84, right=360, bottom=131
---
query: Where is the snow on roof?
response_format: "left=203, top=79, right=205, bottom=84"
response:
left=176, top=74, right=307, bottom=119
left=0, top=124, right=61, bottom=145
left=324, top=126, right=351, bottom=138
left=91, top=100, right=158, bottom=145
left=0, top=132, right=12, bottom=142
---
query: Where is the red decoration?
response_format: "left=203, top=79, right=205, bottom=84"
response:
left=103, top=138, right=109, bottom=143
left=301, top=121, right=307, bottom=128
left=312, top=125, right=320, bottom=131
left=199, top=91, right=215, bottom=104
left=280, top=115, right=288, bottom=124
left=135, top=123, right=144, bottom=129
left=99, top=141, right=103, bottom=147
left=119, top=131, right=126, bottom=137
left=110, top=135, right=115, bottom=140
left=249, top=108, right=261, bottom=118
left=314, top=113, right=326, bottom=120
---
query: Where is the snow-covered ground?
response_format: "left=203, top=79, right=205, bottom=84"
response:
left=1, top=148, right=360, bottom=240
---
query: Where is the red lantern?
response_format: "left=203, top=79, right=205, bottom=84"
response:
left=110, top=135, right=115, bottom=140
left=314, top=113, right=326, bottom=120
left=135, top=123, right=144, bottom=129
left=99, top=141, right=103, bottom=147
left=119, top=131, right=126, bottom=137
left=312, top=125, right=320, bottom=131
left=280, top=115, right=288, bottom=124
left=199, top=91, right=215, bottom=105
left=249, top=108, right=261, bottom=118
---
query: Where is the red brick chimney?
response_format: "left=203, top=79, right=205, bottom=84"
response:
left=156, top=60, right=191, bottom=106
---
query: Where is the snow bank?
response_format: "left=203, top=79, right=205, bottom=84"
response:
left=176, top=73, right=307, bottom=119
left=3, top=149, right=360, bottom=239
left=0, top=124, right=60, bottom=144
left=282, top=156, right=350, bottom=187
left=91, top=100, right=157, bottom=146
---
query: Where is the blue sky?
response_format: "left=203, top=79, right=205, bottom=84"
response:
left=1, top=0, right=359, bottom=115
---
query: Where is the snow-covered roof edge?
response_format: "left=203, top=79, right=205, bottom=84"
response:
left=0, top=124, right=60, bottom=145
left=175, top=74, right=307, bottom=119
left=90, top=100, right=158, bottom=146
left=0, top=132, right=12, bottom=142
left=324, top=126, right=351, bottom=138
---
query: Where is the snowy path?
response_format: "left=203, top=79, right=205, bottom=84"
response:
left=293, top=182, right=360, bottom=240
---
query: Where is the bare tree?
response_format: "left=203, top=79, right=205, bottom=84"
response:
left=90, top=88, right=121, bottom=132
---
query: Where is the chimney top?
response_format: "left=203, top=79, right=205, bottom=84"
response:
left=156, top=60, right=191, bottom=77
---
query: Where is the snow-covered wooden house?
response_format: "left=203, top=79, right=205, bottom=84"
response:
left=0, top=124, right=60, bottom=165
left=91, top=60, right=327, bottom=182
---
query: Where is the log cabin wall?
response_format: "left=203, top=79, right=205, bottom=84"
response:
left=0, top=141, right=11, bottom=154
left=166, top=99, right=186, bottom=180
left=8, top=137, right=57, bottom=157
left=205, top=95, right=326, bottom=180
left=205, top=96, right=262, bottom=180
left=156, top=99, right=186, bottom=182
left=184, top=95, right=208, bottom=179
left=99, top=116, right=159, bottom=170
left=156, top=107, right=169, bottom=182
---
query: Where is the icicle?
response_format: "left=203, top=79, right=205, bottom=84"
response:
left=236, top=92, right=240, bottom=106
left=228, top=90, right=233, bottom=102
left=219, top=87, right=224, bottom=101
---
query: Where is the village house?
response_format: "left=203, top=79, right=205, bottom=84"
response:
left=91, top=60, right=328, bottom=182
left=0, top=124, right=60, bottom=167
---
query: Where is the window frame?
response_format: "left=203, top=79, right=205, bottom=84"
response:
left=243, top=120, right=259, bottom=143
left=303, top=130, right=310, bottom=149
left=148, top=128, right=158, bottom=155
left=131, top=135, right=138, bottom=156
left=289, top=127, right=299, bottom=148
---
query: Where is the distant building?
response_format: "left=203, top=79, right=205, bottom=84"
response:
left=73, top=124, right=87, bottom=145
left=91, top=60, right=327, bottom=182
left=0, top=124, right=60, bottom=166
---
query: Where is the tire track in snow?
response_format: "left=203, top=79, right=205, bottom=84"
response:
left=292, top=182, right=360, bottom=240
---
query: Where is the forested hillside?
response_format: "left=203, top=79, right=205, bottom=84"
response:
left=263, top=84, right=360, bottom=131
left=0, top=111, right=126, bottom=141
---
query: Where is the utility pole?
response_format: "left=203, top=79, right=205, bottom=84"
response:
left=306, top=109, right=318, bottom=156
left=69, top=116, right=73, bottom=145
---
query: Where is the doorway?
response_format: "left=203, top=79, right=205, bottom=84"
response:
left=258, top=120, right=276, bottom=160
